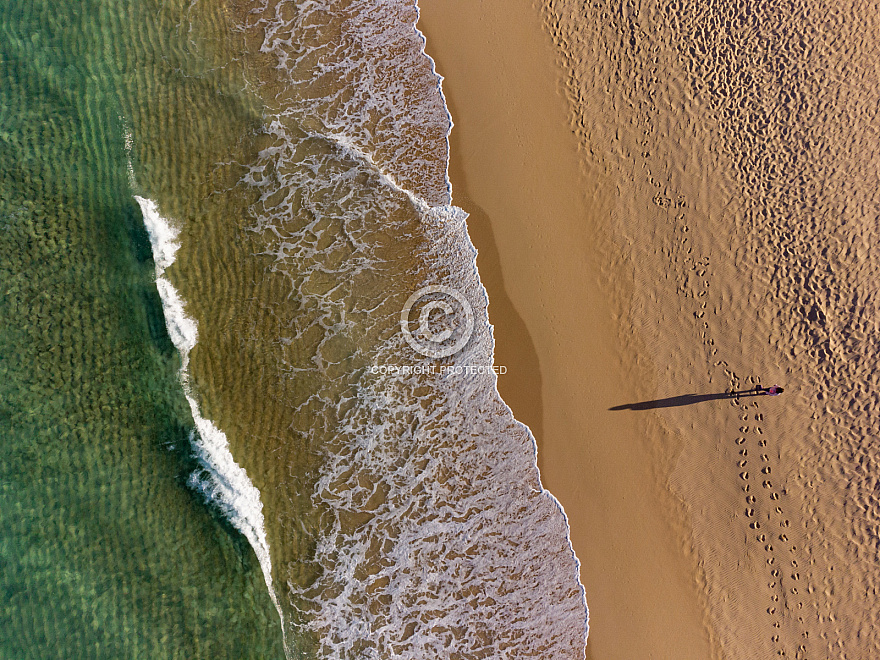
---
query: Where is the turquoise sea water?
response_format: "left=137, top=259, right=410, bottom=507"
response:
left=0, top=1, right=284, bottom=656
left=2, top=0, right=588, bottom=657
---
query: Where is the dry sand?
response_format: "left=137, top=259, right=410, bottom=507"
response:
left=539, top=0, right=880, bottom=657
left=424, top=0, right=880, bottom=658
left=419, top=2, right=716, bottom=658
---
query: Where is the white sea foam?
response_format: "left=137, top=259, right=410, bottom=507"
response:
left=406, top=23, right=588, bottom=646
left=229, top=1, right=589, bottom=656
left=134, top=195, right=285, bottom=634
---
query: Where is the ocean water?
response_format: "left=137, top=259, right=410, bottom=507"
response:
left=0, top=0, right=283, bottom=657
left=2, top=0, right=587, bottom=658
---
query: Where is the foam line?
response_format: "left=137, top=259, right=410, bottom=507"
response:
left=134, top=195, right=286, bottom=639
left=411, top=0, right=590, bottom=647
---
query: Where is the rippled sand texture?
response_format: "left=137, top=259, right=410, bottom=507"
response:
left=542, top=0, right=880, bottom=657
left=0, top=1, right=284, bottom=657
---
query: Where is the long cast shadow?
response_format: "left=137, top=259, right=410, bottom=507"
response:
left=610, top=389, right=769, bottom=411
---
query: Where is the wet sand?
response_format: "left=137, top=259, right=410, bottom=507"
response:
left=423, top=0, right=880, bottom=656
left=418, top=2, right=716, bottom=658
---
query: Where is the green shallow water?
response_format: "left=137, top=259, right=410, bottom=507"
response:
left=0, top=1, right=284, bottom=657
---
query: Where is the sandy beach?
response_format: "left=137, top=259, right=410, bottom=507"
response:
left=7, top=0, right=876, bottom=656
left=423, top=0, right=880, bottom=657
left=419, top=2, right=716, bottom=657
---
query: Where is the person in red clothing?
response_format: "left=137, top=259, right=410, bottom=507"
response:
left=764, top=385, right=784, bottom=396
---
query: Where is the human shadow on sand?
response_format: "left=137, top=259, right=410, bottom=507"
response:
left=610, top=388, right=769, bottom=411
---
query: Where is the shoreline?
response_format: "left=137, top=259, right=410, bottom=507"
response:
left=417, top=2, right=716, bottom=658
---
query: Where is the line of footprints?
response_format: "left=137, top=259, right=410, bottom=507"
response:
left=733, top=386, right=810, bottom=659
left=673, top=212, right=812, bottom=658
left=671, top=215, right=716, bottom=357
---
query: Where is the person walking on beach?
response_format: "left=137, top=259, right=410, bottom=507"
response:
left=757, top=385, right=784, bottom=396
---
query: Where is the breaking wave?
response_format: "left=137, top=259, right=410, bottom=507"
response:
left=135, top=195, right=285, bottom=635
left=136, top=0, right=589, bottom=656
